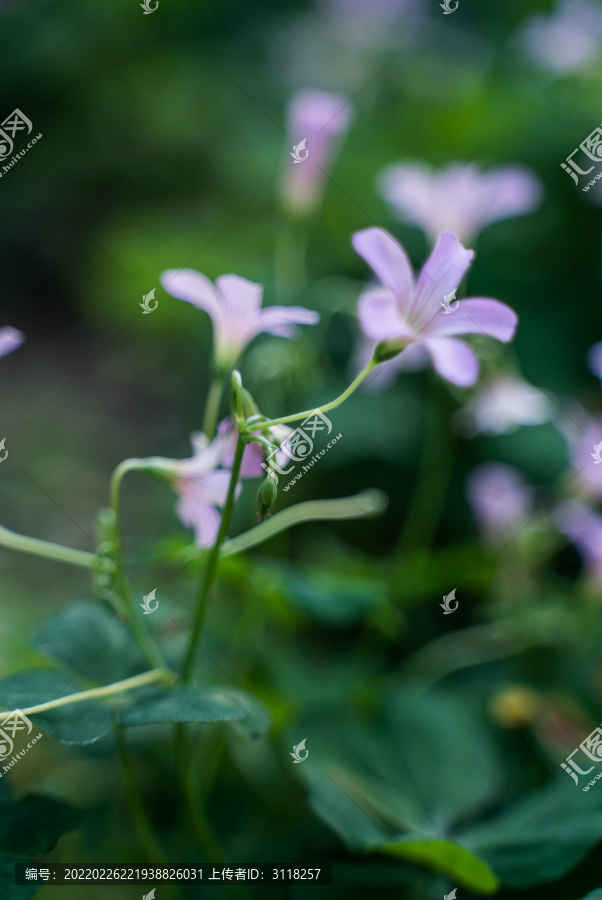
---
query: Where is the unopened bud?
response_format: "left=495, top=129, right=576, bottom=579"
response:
left=257, top=474, right=278, bottom=522
left=373, top=338, right=409, bottom=364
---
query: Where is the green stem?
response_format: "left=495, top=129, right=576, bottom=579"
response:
left=259, top=358, right=376, bottom=428
left=221, top=489, right=388, bottom=557
left=110, top=460, right=166, bottom=670
left=0, top=669, right=174, bottom=720
left=180, top=435, right=245, bottom=682
left=0, top=523, right=98, bottom=569
left=202, top=371, right=226, bottom=439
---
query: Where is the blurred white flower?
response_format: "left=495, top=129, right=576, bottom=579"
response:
left=455, top=375, right=553, bottom=436
left=379, top=161, right=543, bottom=244
left=520, top=0, right=602, bottom=74
left=467, top=462, right=533, bottom=544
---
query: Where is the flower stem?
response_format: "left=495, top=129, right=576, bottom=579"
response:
left=0, top=668, right=174, bottom=720
left=202, top=371, right=226, bottom=439
left=0, top=523, right=98, bottom=569
left=180, top=434, right=245, bottom=682
left=110, top=460, right=166, bottom=670
left=257, top=358, right=376, bottom=428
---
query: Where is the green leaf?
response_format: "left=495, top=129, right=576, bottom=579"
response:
left=0, top=794, right=80, bottom=855
left=306, top=768, right=391, bottom=849
left=575, top=892, right=602, bottom=900
left=119, top=685, right=252, bottom=727
left=460, top=779, right=602, bottom=888
left=32, top=603, right=146, bottom=684
left=0, top=671, right=114, bottom=743
left=0, top=856, right=40, bottom=900
left=284, top=568, right=387, bottom=625
left=377, top=836, right=499, bottom=894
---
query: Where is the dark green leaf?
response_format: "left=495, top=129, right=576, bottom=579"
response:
left=0, top=794, right=80, bottom=855
left=284, top=568, right=387, bottom=625
left=0, top=856, right=40, bottom=900
left=306, top=767, right=390, bottom=849
left=119, top=685, right=251, bottom=727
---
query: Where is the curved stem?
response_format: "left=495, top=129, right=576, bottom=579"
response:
left=221, top=489, right=388, bottom=557
left=202, top=371, right=226, bottom=439
left=180, top=435, right=245, bottom=682
left=0, top=523, right=98, bottom=569
left=0, top=668, right=174, bottom=720
left=258, top=359, right=376, bottom=429
left=110, top=460, right=166, bottom=670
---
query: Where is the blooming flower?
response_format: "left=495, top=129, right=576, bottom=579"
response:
left=170, top=432, right=234, bottom=548
left=0, top=326, right=24, bottom=360
left=556, top=500, right=602, bottom=583
left=467, top=463, right=533, bottom=544
left=353, top=227, right=518, bottom=387
left=378, top=161, right=543, bottom=244
left=160, top=270, right=319, bottom=368
left=455, top=374, right=553, bottom=436
left=519, top=0, right=602, bottom=74
left=282, top=89, right=354, bottom=215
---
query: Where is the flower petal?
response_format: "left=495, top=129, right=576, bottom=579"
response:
left=411, top=232, right=474, bottom=328
left=0, top=326, right=24, bottom=359
left=352, top=227, right=414, bottom=313
left=423, top=335, right=479, bottom=386
left=160, top=269, right=221, bottom=318
left=215, top=275, right=263, bottom=318
left=425, top=299, right=518, bottom=342
left=176, top=496, right=222, bottom=548
left=357, top=288, right=411, bottom=342
left=256, top=305, right=320, bottom=339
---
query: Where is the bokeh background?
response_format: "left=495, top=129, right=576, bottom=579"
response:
left=2, top=0, right=602, bottom=897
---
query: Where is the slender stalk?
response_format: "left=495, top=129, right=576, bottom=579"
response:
left=202, top=371, right=226, bottom=439
left=180, top=435, right=245, bottom=682
left=109, top=460, right=166, bottom=670
left=0, top=669, right=174, bottom=721
left=259, top=358, right=376, bottom=428
left=0, top=523, right=98, bottom=569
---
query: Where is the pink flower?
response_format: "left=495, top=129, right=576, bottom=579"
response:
left=172, top=432, right=234, bottom=548
left=556, top=500, right=602, bottom=583
left=467, top=463, right=533, bottom=543
left=160, top=270, right=319, bottom=368
left=282, top=89, right=354, bottom=215
left=0, top=326, right=24, bottom=359
left=564, top=413, right=602, bottom=500
left=378, top=162, right=542, bottom=244
left=218, top=418, right=293, bottom=478
left=353, top=227, right=518, bottom=387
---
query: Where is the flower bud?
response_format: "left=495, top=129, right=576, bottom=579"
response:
left=373, top=338, right=409, bottom=364
left=257, top=474, right=278, bottom=522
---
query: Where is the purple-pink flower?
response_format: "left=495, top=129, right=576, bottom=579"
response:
left=556, top=500, right=602, bottom=583
left=519, top=0, right=602, bottom=74
left=379, top=162, right=543, bottom=244
left=587, top=341, right=602, bottom=384
left=565, top=413, right=602, bottom=499
left=160, top=270, right=319, bottom=368
left=353, top=227, right=518, bottom=387
left=282, top=89, right=354, bottom=215
left=0, top=326, right=24, bottom=360
left=467, top=463, right=533, bottom=543
left=172, top=432, right=234, bottom=548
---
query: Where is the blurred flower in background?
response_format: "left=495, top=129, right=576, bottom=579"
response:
left=587, top=340, right=602, bottom=385
left=281, top=89, right=354, bottom=216
left=519, top=0, right=602, bottom=74
left=564, top=411, right=602, bottom=498
left=467, top=462, right=534, bottom=544
left=378, top=161, right=543, bottom=244
left=556, top=500, right=602, bottom=583
left=353, top=227, right=518, bottom=386
left=160, top=269, right=319, bottom=368
left=455, top=374, right=553, bottom=436
left=0, top=326, right=24, bottom=359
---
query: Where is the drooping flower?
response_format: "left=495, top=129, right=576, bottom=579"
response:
left=0, top=326, right=24, bottom=360
left=281, top=89, right=354, bottom=215
left=556, top=500, right=602, bottom=583
left=467, top=462, right=533, bottom=543
left=455, top=374, right=553, bottom=436
left=378, top=162, right=543, bottom=244
left=353, top=227, right=518, bottom=387
left=519, top=0, right=602, bottom=74
left=160, top=270, right=319, bottom=368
